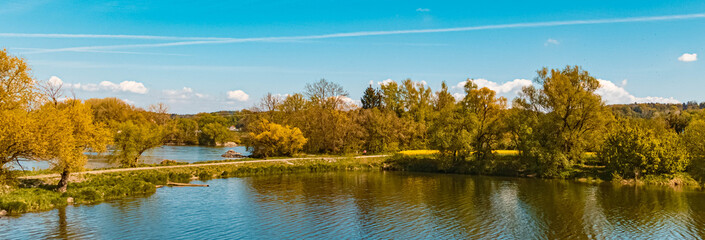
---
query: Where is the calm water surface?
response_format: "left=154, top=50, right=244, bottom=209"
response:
left=9, top=145, right=250, bottom=170
left=2, top=171, right=705, bottom=239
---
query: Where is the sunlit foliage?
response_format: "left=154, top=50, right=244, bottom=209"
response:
left=245, top=118, right=307, bottom=158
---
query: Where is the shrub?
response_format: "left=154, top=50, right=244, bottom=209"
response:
left=599, top=120, right=688, bottom=179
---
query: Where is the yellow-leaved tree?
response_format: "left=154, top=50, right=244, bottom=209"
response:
left=245, top=119, right=307, bottom=159
left=36, top=99, right=112, bottom=192
left=0, top=49, right=42, bottom=180
left=1, top=49, right=111, bottom=191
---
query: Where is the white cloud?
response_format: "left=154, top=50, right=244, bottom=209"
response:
left=274, top=93, right=290, bottom=99
left=340, top=96, right=358, bottom=106
left=96, top=81, right=148, bottom=94
left=452, top=78, right=532, bottom=100
left=378, top=79, right=395, bottom=86
left=678, top=53, right=697, bottom=62
left=416, top=8, right=430, bottom=12
left=163, top=87, right=203, bottom=100
left=164, top=87, right=193, bottom=95
left=375, top=79, right=426, bottom=86
left=596, top=79, right=679, bottom=104
left=122, top=98, right=136, bottom=105
left=336, top=96, right=360, bottom=110
left=47, top=76, right=148, bottom=94
left=48, top=76, right=63, bottom=86
left=227, top=90, right=249, bottom=101
left=544, top=38, right=559, bottom=46
left=456, top=78, right=532, bottom=94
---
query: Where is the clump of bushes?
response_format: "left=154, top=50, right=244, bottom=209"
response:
left=599, top=120, right=688, bottom=179
left=384, top=153, right=530, bottom=177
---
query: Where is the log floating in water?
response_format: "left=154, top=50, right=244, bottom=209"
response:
left=166, top=181, right=209, bottom=187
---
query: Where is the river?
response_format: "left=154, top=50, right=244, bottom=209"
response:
left=9, top=145, right=250, bottom=170
left=2, top=171, right=705, bottom=239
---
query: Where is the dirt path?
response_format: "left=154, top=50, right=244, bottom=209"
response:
left=19, top=155, right=389, bottom=179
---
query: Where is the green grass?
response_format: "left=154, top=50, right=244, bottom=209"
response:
left=1, top=156, right=387, bottom=215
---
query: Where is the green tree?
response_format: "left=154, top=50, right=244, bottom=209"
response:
left=428, top=104, right=476, bottom=164
left=298, top=106, right=363, bottom=154
left=245, top=118, right=307, bottom=158
left=682, top=119, right=705, bottom=180
left=433, top=81, right=456, bottom=111
left=460, top=80, right=507, bottom=164
left=400, top=79, right=433, bottom=123
left=195, top=113, right=234, bottom=146
left=505, top=106, right=540, bottom=161
left=665, top=109, right=690, bottom=133
left=167, top=118, right=199, bottom=145
left=517, top=66, right=612, bottom=169
left=356, top=108, right=402, bottom=153
left=279, top=93, right=308, bottom=113
left=380, top=80, right=403, bottom=116
left=85, top=97, right=145, bottom=124
left=111, top=121, right=165, bottom=167
left=199, top=122, right=235, bottom=146
left=599, top=119, right=688, bottom=179
left=195, top=112, right=228, bottom=127
left=360, top=85, right=382, bottom=109
left=37, top=100, right=111, bottom=192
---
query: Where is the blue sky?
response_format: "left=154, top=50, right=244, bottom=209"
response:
left=1, top=0, right=703, bottom=113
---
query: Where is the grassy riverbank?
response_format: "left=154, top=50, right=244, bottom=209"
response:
left=3, top=152, right=702, bottom=216
left=384, top=153, right=702, bottom=188
left=0, top=156, right=386, bottom=216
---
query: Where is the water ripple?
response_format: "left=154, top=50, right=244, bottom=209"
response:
left=2, top=172, right=705, bottom=239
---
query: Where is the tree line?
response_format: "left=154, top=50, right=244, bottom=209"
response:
left=0, top=50, right=244, bottom=191
left=245, top=67, right=705, bottom=180
left=4, top=49, right=705, bottom=192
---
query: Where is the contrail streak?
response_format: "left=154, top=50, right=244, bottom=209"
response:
left=0, top=33, right=231, bottom=41
left=15, top=13, right=705, bottom=54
